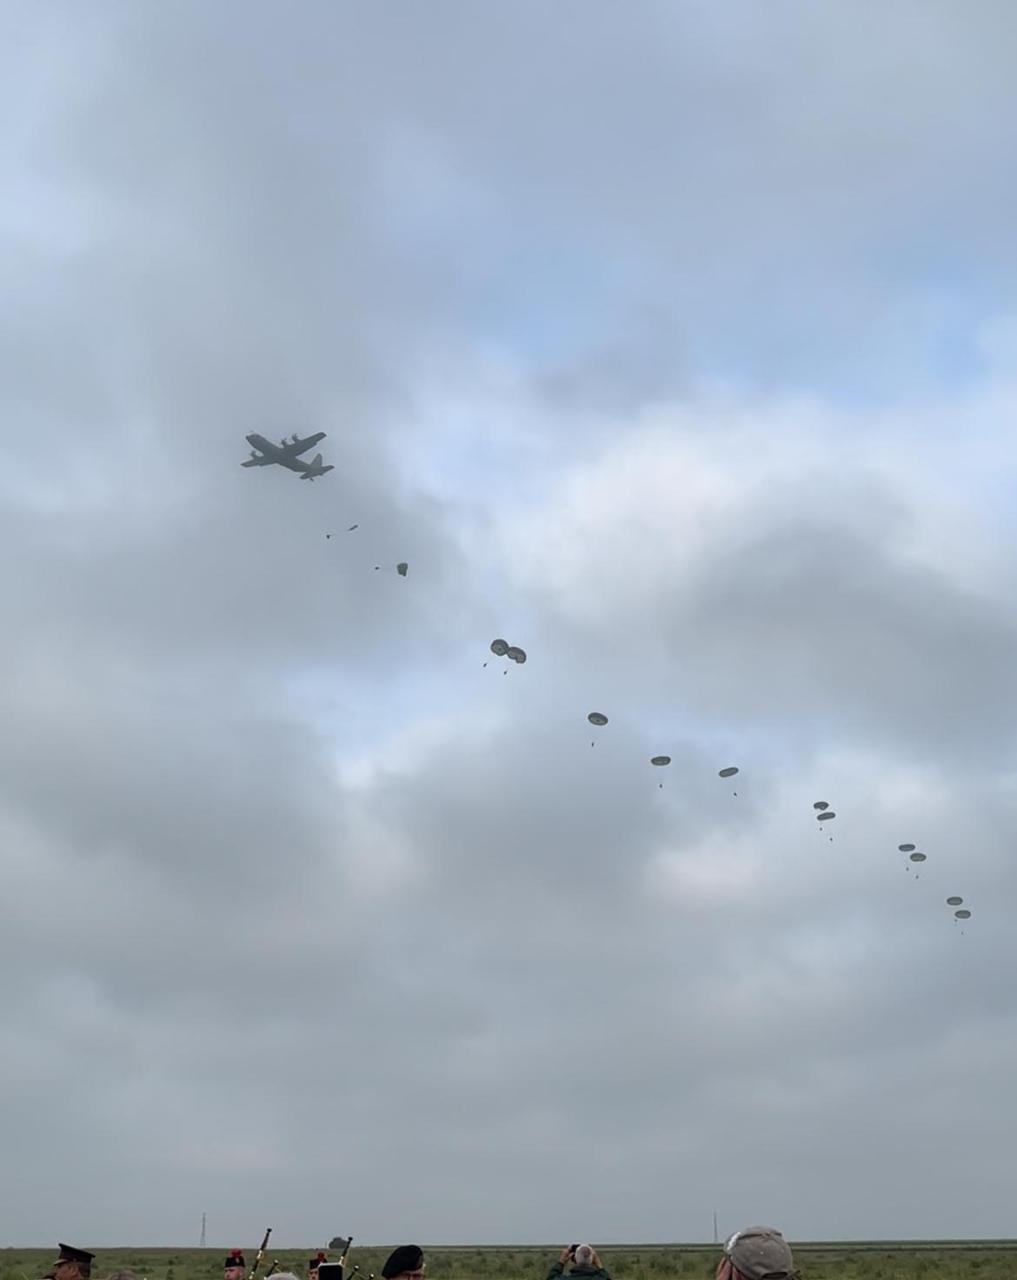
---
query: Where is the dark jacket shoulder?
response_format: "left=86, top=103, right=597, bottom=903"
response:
left=546, top=1266, right=611, bottom=1280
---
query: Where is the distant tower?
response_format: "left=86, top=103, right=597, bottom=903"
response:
left=713, top=1211, right=718, bottom=1245
left=200, top=1214, right=207, bottom=1248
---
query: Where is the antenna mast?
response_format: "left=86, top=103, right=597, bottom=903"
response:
left=200, top=1213, right=207, bottom=1248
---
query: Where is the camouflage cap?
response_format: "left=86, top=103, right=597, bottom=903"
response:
left=725, top=1227, right=796, bottom=1280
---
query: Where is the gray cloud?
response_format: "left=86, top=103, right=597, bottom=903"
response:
left=2, top=0, right=1016, bottom=1251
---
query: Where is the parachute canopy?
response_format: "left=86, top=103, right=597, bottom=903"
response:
left=817, top=811, right=836, bottom=821
left=909, top=852, right=927, bottom=863
left=954, top=909, right=972, bottom=920
left=898, top=843, right=916, bottom=853
left=491, top=638, right=526, bottom=663
left=719, top=766, right=739, bottom=778
left=587, top=712, right=608, bottom=726
left=946, top=896, right=964, bottom=906
left=650, top=756, right=671, bottom=767
left=813, top=801, right=829, bottom=811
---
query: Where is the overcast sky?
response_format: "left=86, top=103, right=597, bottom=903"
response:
left=4, top=0, right=1017, bottom=1251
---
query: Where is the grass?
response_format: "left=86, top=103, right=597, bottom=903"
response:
left=3, top=1246, right=1017, bottom=1280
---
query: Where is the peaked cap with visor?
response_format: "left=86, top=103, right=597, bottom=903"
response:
left=44, top=1246, right=96, bottom=1280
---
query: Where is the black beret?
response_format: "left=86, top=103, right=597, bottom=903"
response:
left=381, top=1247, right=423, bottom=1279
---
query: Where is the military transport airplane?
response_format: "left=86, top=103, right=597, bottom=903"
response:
left=242, top=432, right=335, bottom=480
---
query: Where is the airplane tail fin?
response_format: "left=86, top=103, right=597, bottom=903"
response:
left=301, top=453, right=334, bottom=479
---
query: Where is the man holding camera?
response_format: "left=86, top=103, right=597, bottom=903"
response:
left=546, top=1245, right=610, bottom=1280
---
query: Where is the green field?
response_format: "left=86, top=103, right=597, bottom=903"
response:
left=4, top=1245, right=1017, bottom=1280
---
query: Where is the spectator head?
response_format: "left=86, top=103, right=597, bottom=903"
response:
left=224, top=1251, right=245, bottom=1280
left=46, top=1245, right=96, bottom=1280
left=380, top=1248, right=424, bottom=1280
left=723, top=1228, right=796, bottom=1280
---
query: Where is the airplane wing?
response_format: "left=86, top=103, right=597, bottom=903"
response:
left=278, top=431, right=326, bottom=457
